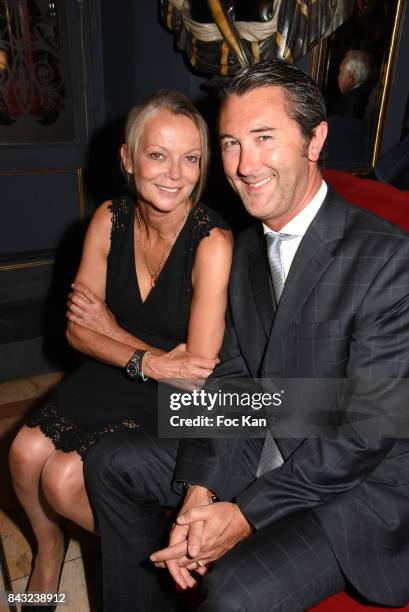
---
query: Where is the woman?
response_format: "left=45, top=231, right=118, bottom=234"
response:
left=9, top=90, right=232, bottom=602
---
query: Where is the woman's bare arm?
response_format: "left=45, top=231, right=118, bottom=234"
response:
left=142, top=227, right=233, bottom=382
left=65, top=201, right=158, bottom=359
left=66, top=201, right=218, bottom=379
left=187, top=227, right=233, bottom=358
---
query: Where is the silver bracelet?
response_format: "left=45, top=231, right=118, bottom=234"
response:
left=140, top=351, right=151, bottom=382
left=125, top=349, right=149, bottom=381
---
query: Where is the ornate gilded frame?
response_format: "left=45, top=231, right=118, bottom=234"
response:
left=309, top=0, right=407, bottom=172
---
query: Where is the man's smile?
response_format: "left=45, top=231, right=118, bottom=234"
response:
left=241, top=175, right=275, bottom=190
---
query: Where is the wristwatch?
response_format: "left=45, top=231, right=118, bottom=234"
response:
left=125, top=349, right=150, bottom=380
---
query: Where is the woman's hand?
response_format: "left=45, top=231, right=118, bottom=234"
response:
left=67, top=282, right=117, bottom=337
left=143, top=344, right=218, bottom=387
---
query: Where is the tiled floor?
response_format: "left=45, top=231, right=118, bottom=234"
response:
left=0, top=373, right=101, bottom=612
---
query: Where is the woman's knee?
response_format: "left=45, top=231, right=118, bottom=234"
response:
left=41, top=453, right=84, bottom=513
left=9, top=426, right=53, bottom=481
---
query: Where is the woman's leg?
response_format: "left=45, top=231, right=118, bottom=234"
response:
left=8, top=426, right=65, bottom=592
left=41, top=450, right=95, bottom=533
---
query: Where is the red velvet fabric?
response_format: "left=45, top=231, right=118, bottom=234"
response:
left=311, top=170, right=409, bottom=610
left=310, top=592, right=409, bottom=611
left=323, top=169, right=409, bottom=231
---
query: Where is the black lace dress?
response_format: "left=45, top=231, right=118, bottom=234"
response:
left=26, top=197, right=229, bottom=458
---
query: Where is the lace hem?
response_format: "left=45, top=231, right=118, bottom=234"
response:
left=191, top=204, right=215, bottom=243
left=108, top=196, right=131, bottom=235
left=26, top=403, right=139, bottom=460
left=190, top=203, right=230, bottom=245
left=107, top=196, right=133, bottom=262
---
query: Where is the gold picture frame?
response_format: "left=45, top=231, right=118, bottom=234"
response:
left=309, top=0, right=407, bottom=172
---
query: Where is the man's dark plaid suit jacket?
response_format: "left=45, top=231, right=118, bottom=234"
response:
left=174, top=188, right=409, bottom=607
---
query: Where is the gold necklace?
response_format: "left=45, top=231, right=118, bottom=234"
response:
left=136, top=205, right=189, bottom=288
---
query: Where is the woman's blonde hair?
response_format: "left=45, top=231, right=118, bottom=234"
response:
left=123, top=90, right=209, bottom=204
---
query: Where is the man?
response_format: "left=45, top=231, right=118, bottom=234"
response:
left=330, top=49, right=373, bottom=118
left=326, top=50, right=374, bottom=167
left=85, top=59, right=409, bottom=611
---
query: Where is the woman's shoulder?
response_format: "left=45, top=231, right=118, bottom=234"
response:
left=190, top=202, right=231, bottom=241
left=189, top=203, right=233, bottom=265
left=85, top=197, right=134, bottom=245
left=95, top=195, right=134, bottom=234
left=107, top=195, right=134, bottom=224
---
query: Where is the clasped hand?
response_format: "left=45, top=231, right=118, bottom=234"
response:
left=150, top=487, right=252, bottom=590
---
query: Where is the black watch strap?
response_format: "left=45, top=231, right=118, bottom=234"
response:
left=125, top=349, right=149, bottom=380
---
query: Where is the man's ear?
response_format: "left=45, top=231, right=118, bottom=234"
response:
left=308, top=121, right=328, bottom=162
left=120, top=144, right=133, bottom=174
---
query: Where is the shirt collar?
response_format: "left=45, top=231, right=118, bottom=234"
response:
left=263, top=180, right=328, bottom=237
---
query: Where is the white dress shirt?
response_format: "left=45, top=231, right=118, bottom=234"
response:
left=262, top=181, right=328, bottom=281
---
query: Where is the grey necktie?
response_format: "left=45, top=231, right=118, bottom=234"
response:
left=256, top=232, right=295, bottom=477
left=266, top=232, right=294, bottom=302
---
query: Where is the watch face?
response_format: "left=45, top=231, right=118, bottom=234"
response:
left=126, top=361, right=138, bottom=379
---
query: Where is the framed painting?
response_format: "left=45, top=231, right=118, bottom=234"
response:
left=0, top=0, right=75, bottom=144
left=309, top=0, right=407, bottom=171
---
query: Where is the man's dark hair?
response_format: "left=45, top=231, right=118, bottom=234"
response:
left=221, top=59, right=327, bottom=143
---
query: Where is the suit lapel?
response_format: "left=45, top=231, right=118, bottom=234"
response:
left=269, top=189, right=348, bottom=341
left=248, top=236, right=275, bottom=338
left=240, top=191, right=348, bottom=372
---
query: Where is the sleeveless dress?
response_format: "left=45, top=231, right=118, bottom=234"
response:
left=26, top=197, right=229, bottom=458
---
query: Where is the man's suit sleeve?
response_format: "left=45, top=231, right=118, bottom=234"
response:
left=237, top=241, right=409, bottom=529
left=173, top=304, right=251, bottom=497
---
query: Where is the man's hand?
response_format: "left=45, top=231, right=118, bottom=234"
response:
left=181, top=503, right=252, bottom=570
left=160, top=521, right=198, bottom=590
left=150, top=485, right=215, bottom=590
left=151, top=501, right=253, bottom=583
